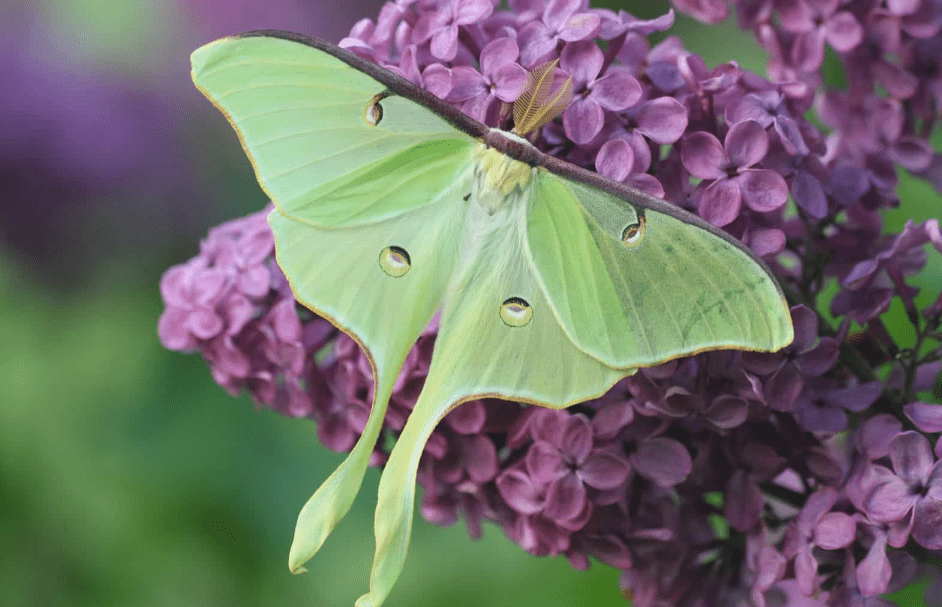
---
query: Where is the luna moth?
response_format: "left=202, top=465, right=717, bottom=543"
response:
left=190, top=31, right=794, bottom=607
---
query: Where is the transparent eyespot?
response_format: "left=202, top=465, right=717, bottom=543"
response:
left=621, top=216, right=645, bottom=246
left=365, top=101, right=383, bottom=126
left=500, top=297, right=532, bottom=327
left=379, top=246, right=411, bottom=277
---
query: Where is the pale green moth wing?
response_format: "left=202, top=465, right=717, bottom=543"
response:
left=359, top=196, right=629, bottom=607
left=190, top=33, right=482, bottom=228
left=268, top=196, right=465, bottom=574
left=526, top=173, right=794, bottom=369
left=189, top=29, right=795, bottom=607
left=191, top=32, right=477, bottom=574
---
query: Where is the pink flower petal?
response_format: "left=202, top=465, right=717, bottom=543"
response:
left=725, top=470, right=763, bottom=531
left=792, top=169, right=828, bottom=218
left=704, top=395, right=749, bottom=429
left=465, top=435, right=498, bottom=483
left=856, top=534, right=892, bottom=596
left=866, top=474, right=917, bottom=522
left=681, top=131, right=728, bottom=179
left=904, top=402, right=942, bottom=433
left=738, top=169, right=789, bottom=212
left=697, top=178, right=742, bottom=227
left=158, top=307, right=196, bottom=350
left=856, top=414, right=903, bottom=460
left=579, top=452, right=630, bottom=490
left=446, top=400, right=486, bottom=434
left=560, top=12, right=601, bottom=41
left=726, top=120, right=769, bottom=169
left=824, top=11, right=863, bottom=52
left=764, top=362, right=805, bottom=411
left=544, top=473, right=587, bottom=522
left=750, top=228, right=786, bottom=257
left=422, top=63, right=452, bottom=99
left=813, top=512, right=856, bottom=549
left=542, top=0, right=579, bottom=31
left=431, top=24, right=459, bottom=61
left=560, top=40, right=602, bottom=86
left=563, top=97, right=605, bottom=145
left=480, top=37, right=519, bottom=75
left=455, top=0, right=494, bottom=25
left=635, top=97, right=688, bottom=144
left=596, top=138, right=634, bottom=182
left=448, top=65, right=484, bottom=101
left=890, top=431, right=935, bottom=486
left=631, top=437, right=692, bottom=487
left=526, top=440, right=565, bottom=482
left=496, top=467, right=545, bottom=514
left=591, top=69, right=641, bottom=111
left=493, top=64, right=528, bottom=101
left=912, top=497, right=942, bottom=549
left=560, top=415, right=594, bottom=462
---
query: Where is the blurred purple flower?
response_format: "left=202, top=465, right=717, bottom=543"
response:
left=832, top=219, right=942, bottom=323
left=904, top=402, right=942, bottom=433
left=778, top=0, right=864, bottom=71
left=0, top=16, right=189, bottom=285
left=669, top=0, right=728, bottom=23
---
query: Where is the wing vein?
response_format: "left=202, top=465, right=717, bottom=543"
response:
left=265, top=134, right=433, bottom=180
left=685, top=237, right=770, bottom=342
left=328, top=154, right=468, bottom=224
left=239, top=102, right=357, bottom=120
left=574, top=206, right=619, bottom=360
left=198, top=60, right=350, bottom=79
left=214, top=82, right=373, bottom=99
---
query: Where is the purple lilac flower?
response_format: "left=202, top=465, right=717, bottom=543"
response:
left=832, top=219, right=942, bottom=323
left=681, top=120, right=789, bottom=226
left=792, top=378, right=882, bottom=433
left=783, top=487, right=856, bottom=596
left=412, top=0, right=493, bottom=61
left=741, top=305, right=840, bottom=412
left=163, top=0, right=942, bottom=604
left=778, top=0, right=864, bottom=72
left=516, top=0, right=601, bottom=66
left=863, top=431, right=942, bottom=550
left=559, top=40, right=641, bottom=144
left=447, top=37, right=527, bottom=123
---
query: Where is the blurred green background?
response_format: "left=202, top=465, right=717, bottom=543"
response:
left=1, top=1, right=937, bottom=606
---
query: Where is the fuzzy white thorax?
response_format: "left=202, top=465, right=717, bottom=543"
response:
left=470, top=130, right=536, bottom=214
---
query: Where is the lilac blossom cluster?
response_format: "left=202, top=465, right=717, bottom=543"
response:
left=159, top=0, right=942, bottom=605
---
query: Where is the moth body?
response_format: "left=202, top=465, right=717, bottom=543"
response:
left=471, top=129, right=536, bottom=214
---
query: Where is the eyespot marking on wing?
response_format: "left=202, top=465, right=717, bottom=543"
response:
left=500, top=297, right=532, bottom=327
left=364, top=91, right=394, bottom=126
left=379, top=245, right=411, bottom=277
left=621, top=212, right=646, bottom=246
